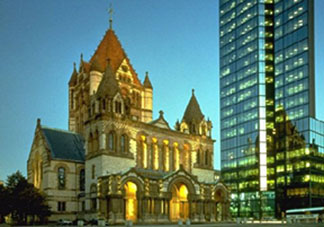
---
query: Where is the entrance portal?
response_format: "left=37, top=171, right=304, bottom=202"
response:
left=170, top=184, right=189, bottom=221
left=124, top=181, right=137, bottom=221
left=215, top=189, right=224, bottom=221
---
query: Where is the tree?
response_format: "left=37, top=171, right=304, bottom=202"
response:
left=4, top=171, right=51, bottom=225
left=0, top=184, right=9, bottom=223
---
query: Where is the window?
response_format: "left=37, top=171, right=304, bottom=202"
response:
left=205, top=150, right=209, bottom=166
left=120, top=134, right=128, bottom=153
left=173, top=143, right=179, bottom=170
left=92, top=165, right=95, bottom=179
left=115, top=101, right=122, bottom=113
left=102, top=99, right=106, bottom=110
left=88, top=133, right=93, bottom=153
left=108, top=131, right=116, bottom=151
left=140, top=136, right=147, bottom=168
left=58, top=201, right=66, bottom=212
left=152, top=139, right=159, bottom=170
left=79, top=169, right=85, bottom=191
left=197, top=149, right=201, bottom=164
left=58, top=167, right=65, bottom=189
left=91, top=198, right=97, bottom=211
left=163, top=141, right=170, bottom=171
left=93, top=130, right=99, bottom=152
left=90, top=184, right=97, bottom=211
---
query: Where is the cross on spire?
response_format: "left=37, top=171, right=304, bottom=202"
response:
left=108, top=3, right=113, bottom=29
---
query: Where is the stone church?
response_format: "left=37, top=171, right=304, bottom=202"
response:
left=27, top=17, right=230, bottom=224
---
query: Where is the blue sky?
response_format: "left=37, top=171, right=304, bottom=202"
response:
left=0, top=0, right=323, bottom=181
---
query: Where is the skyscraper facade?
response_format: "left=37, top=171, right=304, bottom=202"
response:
left=219, top=0, right=324, bottom=219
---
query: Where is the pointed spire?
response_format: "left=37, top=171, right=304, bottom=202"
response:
left=182, top=89, right=204, bottom=124
left=69, top=62, right=78, bottom=85
left=108, top=3, right=114, bottom=30
left=79, top=53, right=84, bottom=72
left=143, top=71, right=153, bottom=89
left=37, top=118, right=41, bottom=126
left=175, top=119, right=180, bottom=131
left=96, top=60, right=120, bottom=98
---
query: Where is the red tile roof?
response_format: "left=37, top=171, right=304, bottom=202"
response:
left=89, top=29, right=141, bottom=86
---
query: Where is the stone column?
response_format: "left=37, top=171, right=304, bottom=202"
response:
left=210, top=202, right=216, bottom=222
left=199, top=201, right=206, bottom=222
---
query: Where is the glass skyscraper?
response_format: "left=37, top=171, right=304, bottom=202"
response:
left=219, top=0, right=324, bottom=219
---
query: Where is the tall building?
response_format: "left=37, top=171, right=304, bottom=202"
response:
left=219, top=0, right=324, bottom=219
left=27, top=15, right=230, bottom=223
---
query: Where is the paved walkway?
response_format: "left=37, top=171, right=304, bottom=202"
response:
left=2, top=222, right=324, bottom=226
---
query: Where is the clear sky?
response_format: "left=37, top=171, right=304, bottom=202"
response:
left=0, top=0, right=324, bottom=181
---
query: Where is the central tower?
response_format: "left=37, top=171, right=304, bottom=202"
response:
left=68, top=24, right=153, bottom=136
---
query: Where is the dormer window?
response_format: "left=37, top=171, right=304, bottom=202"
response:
left=122, top=65, right=129, bottom=72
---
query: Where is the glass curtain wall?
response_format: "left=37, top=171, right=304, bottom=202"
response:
left=220, top=0, right=275, bottom=218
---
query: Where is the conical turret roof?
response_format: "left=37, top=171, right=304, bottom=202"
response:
left=90, top=56, right=104, bottom=72
left=69, top=62, right=78, bottom=86
left=89, top=28, right=141, bottom=86
left=96, top=62, right=120, bottom=98
left=143, top=72, right=153, bottom=89
left=182, top=89, right=204, bottom=123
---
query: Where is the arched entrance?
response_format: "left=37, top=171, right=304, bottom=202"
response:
left=214, top=186, right=228, bottom=221
left=124, top=181, right=138, bottom=221
left=170, top=184, right=189, bottom=221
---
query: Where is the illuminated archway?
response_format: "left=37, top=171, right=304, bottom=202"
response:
left=170, top=184, right=189, bottom=221
left=214, top=187, right=227, bottom=221
left=124, top=181, right=138, bottom=221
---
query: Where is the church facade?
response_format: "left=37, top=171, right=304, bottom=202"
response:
left=27, top=20, right=230, bottom=224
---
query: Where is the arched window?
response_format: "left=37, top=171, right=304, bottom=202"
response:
left=197, top=149, right=201, bottom=164
left=163, top=140, right=169, bottom=172
left=141, top=136, right=147, bottom=168
left=93, top=130, right=99, bottom=152
left=136, top=93, right=141, bottom=108
left=152, top=138, right=158, bottom=170
left=92, top=165, right=96, bottom=179
left=79, top=169, right=85, bottom=191
left=202, top=124, right=206, bottom=136
left=102, top=99, right=106, bottom=111
left=58, top=167, right=65, bottom=189
left=90, top=184, right=97, bottom=211
left=120, top=134, right=128, bottom=153
left=88, top=133, right=93, bottom=153
left=173, top=143, right=179, bottom=170
left=205, top=150, right=209, bottom=166
left=183, top=144, right=190, bottom=171
left=191, top=124, right=196, bottom=134
left=108, top=131, right=116, bottom=151
left=115, top=101, right=122, bottom=113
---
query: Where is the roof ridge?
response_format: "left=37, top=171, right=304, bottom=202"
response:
left=41, top=126, right=80, bottom=135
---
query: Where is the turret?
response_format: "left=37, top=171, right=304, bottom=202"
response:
left=179, top=89, right=212, bottom=137
left=142, top=71, right=153, bottom=122
left=89, top=56, right=104, bottom=95
left=68, top=62, right=78, bottom=132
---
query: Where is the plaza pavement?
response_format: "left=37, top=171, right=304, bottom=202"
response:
left=2, top=222, right=324, bottom=226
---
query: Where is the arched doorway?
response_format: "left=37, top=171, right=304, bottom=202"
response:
left=170, top=184, right=189, bottom=221
left=214, top=188, right=226, bottom=221
left=124, top=181, right=138, bottom=221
